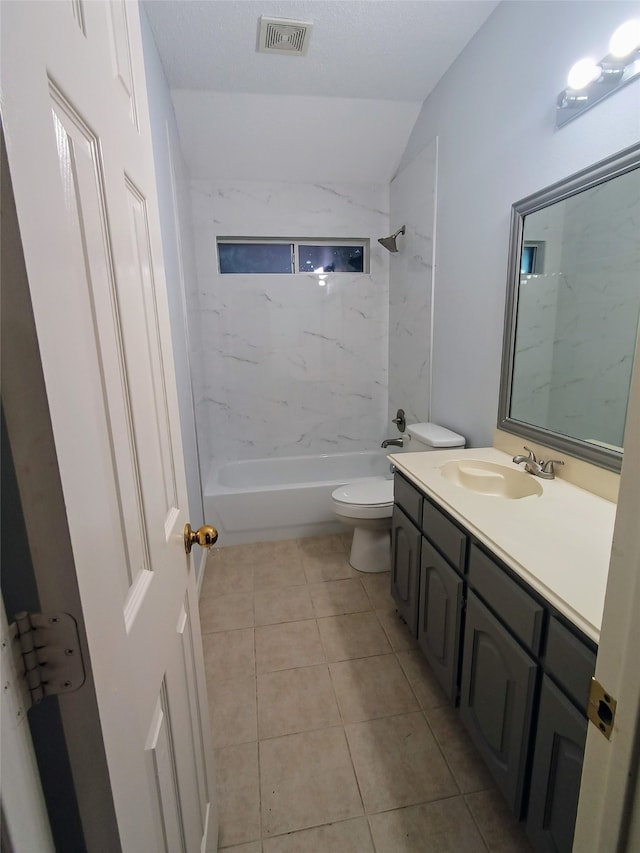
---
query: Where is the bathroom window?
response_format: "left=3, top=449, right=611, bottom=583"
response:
left=297, top=243, right=365, bottom=273
left=521, top=241, right=545, bottom=275
left=218, top=242, right=293, bottom=274
left=217, top=238, right=369, bottom=274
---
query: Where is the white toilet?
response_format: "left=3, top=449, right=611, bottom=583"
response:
left=331, top=423, right=465, bottom=573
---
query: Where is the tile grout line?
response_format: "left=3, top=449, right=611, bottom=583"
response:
left=380, top=600, right=514, bottom=851
left=212, top=536, right=484, bottom=850
left=366, top=583, right=478, bottom=807
left=326, top=636, right=382, bottom=851
left=365, top=814, right=379, bottom=853
left=418, top=701, right=465, bottom=797
left=251, top=562, right=265, bottom=849
left=338, top=692, right=370, bottom=833
left=422, top=704, right=498, bottom=799
left=384, top=612, right=473, bottom=802
left=461, top=792, right=493, bottom=853
left=281, top=544, right=371, bottom=845
left=255, top=704, right=470, bottom=742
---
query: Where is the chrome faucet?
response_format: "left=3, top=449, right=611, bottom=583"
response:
left=512, top=446, right=564, bottom=479
left=536, top=459, right=565, bottom=479
left=381, top=437, right=404, bottom=448
left=512, top=446, right=536, bottom=465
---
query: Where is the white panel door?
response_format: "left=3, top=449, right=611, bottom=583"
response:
left=0, top=2, right=216, bottom=849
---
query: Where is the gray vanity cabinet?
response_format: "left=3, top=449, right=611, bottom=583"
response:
left=421, top=500, right=467, bottom=573
left=459, top=591, right=538, bottom=817
left=390, top=506, right=421, bottom=635
left=390, top=470, right=596, bottom=848
left=526, top=676, right=588, bottom=853
left=417, top=539, right=463, bottom=702
left=526, top=616, right=595, bottom=852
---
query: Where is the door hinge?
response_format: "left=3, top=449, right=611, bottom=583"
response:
left=587, top=677, right=617, bottom=740
left=12, top=611, right=86, bottom=708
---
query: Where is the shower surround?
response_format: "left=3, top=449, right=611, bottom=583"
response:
left=189, top=180, right=391, bottom=472
left=388, top=140, right=437, bottom=430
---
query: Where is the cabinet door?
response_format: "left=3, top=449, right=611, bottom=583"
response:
left=390, top=506, right=421, bottom=635
left=460, top=592, right=538, bottom=817
left=418, top=539, right=463, bottom=702
left=526, top=676, right=587, bottom=853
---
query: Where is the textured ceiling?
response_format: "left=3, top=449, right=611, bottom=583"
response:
left=143, top=0, right=499, bottom=182
left=144, top=0, right=498, bottom=101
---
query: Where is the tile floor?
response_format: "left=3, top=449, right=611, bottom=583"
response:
left=200, top=533, right=533, bottom=852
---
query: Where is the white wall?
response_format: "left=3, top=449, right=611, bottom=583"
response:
left=189, top=180, right=390, bottom=472
left=140, top=13, right=206, bottom=535
left=172, top=91, right=420, bottom=184
left=388, top=140, right=437, bottom=432
left=399, top=0, right=640, bottom=447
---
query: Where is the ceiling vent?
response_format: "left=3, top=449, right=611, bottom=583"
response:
left=257, top=16, right=312, bottom=56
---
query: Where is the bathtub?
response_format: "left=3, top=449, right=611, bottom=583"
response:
left=204, top=450, right=393, bottom=546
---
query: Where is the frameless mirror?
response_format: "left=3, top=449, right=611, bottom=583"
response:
left=499, top=143, right=640, bottom=472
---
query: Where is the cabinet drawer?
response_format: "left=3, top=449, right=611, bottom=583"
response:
left=468, top=544, right=544, bottom=655
left=545, top=617, right=596, bottom=714
left=421, top=499, right=467, bottom=572
left=394, top=474, right=423, bottom=527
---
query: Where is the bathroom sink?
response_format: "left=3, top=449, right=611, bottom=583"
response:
left=440, top=460, right=543, bottom=499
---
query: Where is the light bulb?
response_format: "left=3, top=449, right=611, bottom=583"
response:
left=609, top=19, right=640, bottom=58
left=567, top=58, right=601, bottom=90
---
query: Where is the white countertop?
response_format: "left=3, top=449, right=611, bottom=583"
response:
left=388, top=447, right=617, bottom=643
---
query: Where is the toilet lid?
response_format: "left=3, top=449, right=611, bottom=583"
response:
left=332, top=478, right=394, bottom=507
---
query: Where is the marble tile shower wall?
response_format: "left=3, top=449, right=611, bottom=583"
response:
left=188, top=181, right=390, bottom=468
left=388, top=141, right=436, bottom=430
left=510, top=273, right=560, bottom=429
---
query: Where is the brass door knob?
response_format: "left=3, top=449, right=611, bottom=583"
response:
left=184, top=523, right=218, bottom=554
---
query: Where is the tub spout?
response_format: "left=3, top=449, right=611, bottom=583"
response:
left=381, top=437, right=404, bottom=448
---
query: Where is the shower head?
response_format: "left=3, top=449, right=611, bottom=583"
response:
left=378, top=225, right=406, bottom=253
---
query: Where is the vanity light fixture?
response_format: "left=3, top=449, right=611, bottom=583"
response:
left=556, top=18, right=640, bottom=127
left=610, top=18, right=640, bottom=58
left=566, top=57, right=602, bottom=90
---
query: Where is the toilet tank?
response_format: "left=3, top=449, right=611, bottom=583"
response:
left=406, top=422, right=465, bottom=451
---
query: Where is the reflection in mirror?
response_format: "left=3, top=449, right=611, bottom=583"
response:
left=499, top=144, right=640, bottom=471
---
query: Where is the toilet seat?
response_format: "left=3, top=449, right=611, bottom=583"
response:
left=331, top=478, right=394, bottom=520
